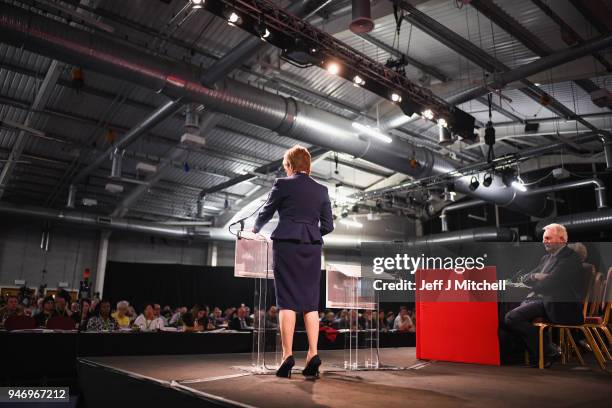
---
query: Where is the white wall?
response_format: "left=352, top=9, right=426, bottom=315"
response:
left=0, top=218, right=99, bottom=291
left=0, top=214, right=417, bottom=291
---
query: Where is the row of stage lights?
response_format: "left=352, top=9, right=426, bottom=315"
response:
left=194, top=1, right=441, bottom=120
left=191, top=0, right=475, bottom=144
left=324, top=61, right=445, bottom=127
left=468, top=172, right=526, bottom=192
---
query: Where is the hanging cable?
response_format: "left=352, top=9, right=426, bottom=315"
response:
left=485, top=93, right=496, bottom=164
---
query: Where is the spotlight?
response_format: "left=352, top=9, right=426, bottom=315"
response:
left=353, top=75, right=366, bottom=86
left=326, top=61, right=341, bottom=75
left=469, top=175, right=480, bottom=191
left=421, top=109, right=434, bottom=120
left=190, top=0, right=205, bottom=9
left=438, top=118, right=448, bottom=128
left=483, top=172, right=493, bottom=187
left=341, top=208, right=349, bottom=218
left=438, top=124, right=453, bottom=146
left=224, top=8, right=242, bottom=26
left=391, top=92, right=402, bottom=103
left=254, top=21, right=271, bottom=40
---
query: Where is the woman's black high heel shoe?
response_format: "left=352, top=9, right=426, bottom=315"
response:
left=276, top=356, right=295, bottom=378
left=302, top=355, right=321, bottom=378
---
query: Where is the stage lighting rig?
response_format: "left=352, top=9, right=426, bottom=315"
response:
left=201, top=0, right=476, bottom=134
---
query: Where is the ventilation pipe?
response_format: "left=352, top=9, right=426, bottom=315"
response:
left=404, top=227, right=517, bottom=247
left=110, top=148, right=123, bottom=179
left=439, top=199, right=487, bottom=232
left=0, top=203, right=213, bottom=239
left=0, top=4, right=547, bottom=216
left=350, top=0, right=374, bottom=34
left=535, top=209, right=612, bottom=236
left=522, top=178, right=607, bottom=209
left=604, top=139, right=612, bottom=171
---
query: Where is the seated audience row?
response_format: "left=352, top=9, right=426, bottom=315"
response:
left=0, top=291, right=416, bottom=334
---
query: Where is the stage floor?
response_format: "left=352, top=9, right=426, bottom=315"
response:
left=80, top=348, right=612, bottom=408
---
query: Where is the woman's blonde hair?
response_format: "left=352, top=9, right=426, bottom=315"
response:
left=283, top=145, right=311, bottom=174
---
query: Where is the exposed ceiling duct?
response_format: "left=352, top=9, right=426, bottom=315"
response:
left=0, top=203, right=212, bottom=239
left=350, top=0, right=374, bottom=34
left=404, top=227, right=518, bottom=247
left=535, top=209, right=612, bottom=236
left=440, top=199, right=487, bottom=232
left=0, top=203, right=375, bottom=248
left=0, top=3, right=548, bottom=217
left=522, top=178, right=607, bottom=210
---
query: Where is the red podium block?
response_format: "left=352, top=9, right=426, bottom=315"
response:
left=416, top=266, right=500, bottom=366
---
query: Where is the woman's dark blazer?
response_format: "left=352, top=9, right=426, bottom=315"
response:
left=253, top=173, right=334, bottom=243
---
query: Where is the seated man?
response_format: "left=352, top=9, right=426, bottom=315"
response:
left=229, top=306, right=253, bottom=331
left=504, top=223, right=585, bottom=367
left=34, top=296, right=57, bottom=328
left=393, top=306, right=414, bottom=332
left=0, top=295, right=19, bottom=327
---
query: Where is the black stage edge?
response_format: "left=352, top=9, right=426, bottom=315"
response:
left=77, top=349, right=612, bottom=408
left=78, top=360, right=235, bottom=408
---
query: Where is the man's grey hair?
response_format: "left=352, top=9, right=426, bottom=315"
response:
left=542, top=223, right=568, bottom=242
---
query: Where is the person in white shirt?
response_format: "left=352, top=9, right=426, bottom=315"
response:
left=134, top=303, right=165, bottom=331
left=393, top=306, right=414, bottom=332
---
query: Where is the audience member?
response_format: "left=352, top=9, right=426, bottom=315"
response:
left=34, top=296, right=57, bottom=327
left=134, top=303, right=165, bottom=331
left=333, top=309, right=349, bottom=329
left=73, top=298, right=91, bottom=330
left=393, top=306, right=414, bottom=332
left=320, top=311, right=336, bottom=328
left=54, top=292, right=72, bottom=318
left=265, top=306, right=278, bottom=329
left=229, top=306, right=253, bottom=331
left=112, top=300, right=131, bottom=329
left=0, top=295, right=19, bottom=327
left=211, top=307, right=225, bottom=327
left=169, top=306, right=187, bottom=327
left=386, top=311, right=395, bottom=329
left=86, top=299, right=118, bottom=331
left=181, top=311, right=200, bottom=332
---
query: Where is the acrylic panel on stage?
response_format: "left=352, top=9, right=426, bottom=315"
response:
left=234, top=236, right=274, bottom=279
left=326, top=263, right=375, bottom=310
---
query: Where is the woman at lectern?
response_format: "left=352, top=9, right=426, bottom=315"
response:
left=252, top=145, right=334, bottom=378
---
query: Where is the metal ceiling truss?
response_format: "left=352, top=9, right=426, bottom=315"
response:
left=202, top=0, right=474, bottom=128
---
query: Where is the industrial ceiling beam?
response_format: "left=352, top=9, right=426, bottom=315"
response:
left=393, top=0, right=611, bottom=139
left=0, top=60, right=61, bottom=200
left=469, top=0, right=611, bottom=111
left=356, top=32, right=523, bottom=124
left=106, top=0, right=328, bottom=218
left=447, top=32, right=612, bottom=105
left=568, top=0, right=612, bottom=35
left=531, top=0, right=612, bottom=73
